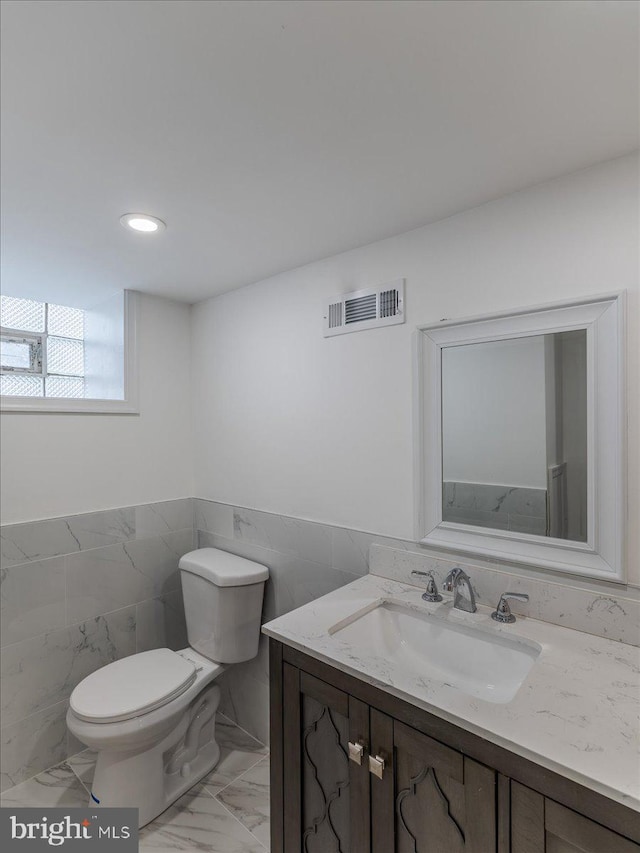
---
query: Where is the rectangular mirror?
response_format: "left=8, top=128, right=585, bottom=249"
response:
left=415, top=294, right=625, bottom=581
left=441, top=330, right=587, bottom=541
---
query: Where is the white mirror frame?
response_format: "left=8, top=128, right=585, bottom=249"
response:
left=414, top=293, right=626, bottom=582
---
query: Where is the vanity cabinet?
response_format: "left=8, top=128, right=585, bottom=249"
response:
left=270, top=640, right=640, bottom=853
left=511, top=783, right=639, bottom=853
left=280, top=662, right=495, bottom=852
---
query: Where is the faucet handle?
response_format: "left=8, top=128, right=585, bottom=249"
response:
left=442, top=567, right=461, bottom=592
left=410, top=570, right=443, bottom=603
left=491, top=592, right=529, bottom=624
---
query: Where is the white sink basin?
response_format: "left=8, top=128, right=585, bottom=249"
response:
left=329, top=601, right=540, bottom=704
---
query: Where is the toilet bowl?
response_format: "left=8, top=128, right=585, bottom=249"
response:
left=66, top=548, right=268, bottom=828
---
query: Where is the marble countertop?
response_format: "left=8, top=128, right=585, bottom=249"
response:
left=262, top=573, right=640, bottom=811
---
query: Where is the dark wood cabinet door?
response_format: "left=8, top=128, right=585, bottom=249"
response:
left=272, top=643, right=639, bottom=853
left=282, top=663, right=371, bottom=853
left=371, top=711, right=497, bottom=853
left=511, top=782, right=640, bottom=853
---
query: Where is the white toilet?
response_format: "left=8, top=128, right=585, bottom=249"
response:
left=66, top=547, right=269, bottom=827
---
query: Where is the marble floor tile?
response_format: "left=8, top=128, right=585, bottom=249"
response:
left=66, top=748, right=97, bottom=790
left=139, top=784, right=266, bottom=852
left=0, top=763, right=89, bottom=809
left=200, top=715, right=268, bottom=795
left=215, top=713, right=268, bottom=753
left=216, top=756, right=270, bottom=848
left=1, top=715, right=271, bottom=852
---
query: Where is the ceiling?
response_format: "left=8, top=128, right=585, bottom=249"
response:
left=1, top=0, right=638, bottom=307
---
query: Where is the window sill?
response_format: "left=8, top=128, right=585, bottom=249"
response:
left=0, top=397, right=139, bottom=415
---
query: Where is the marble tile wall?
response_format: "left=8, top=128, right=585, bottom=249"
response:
left=4, top=495, right=636, bottom=792
left=442, top=481, right=547, bottom=535
left=194, top=499, right=370, bottom=745
left=195, top=498, right=640, bottom=746
left=0, top=499, right=194, bottom=791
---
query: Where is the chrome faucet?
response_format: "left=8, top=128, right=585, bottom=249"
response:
left=442, top=568, right=477, bottom=613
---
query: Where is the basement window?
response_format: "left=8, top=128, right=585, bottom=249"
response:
left=1, top=297, right=85, bottom=398
left=0, top=291, right=138, bottom=413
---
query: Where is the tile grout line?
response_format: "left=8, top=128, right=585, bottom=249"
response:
left=217, top=711, right=268, bottom=751
left=200, top=785, right=269, bottom=852
left=66, top=754, right=92, bottom=797
left=209, top=752, right=269, bottom=799
left=0, top=740, right=87, bottom=797
left=0, top=592, right=180, bottom=653
left=209, top=752, right=270, bottom=851
left=1, top=525, right=195, bottom=572
left=1, top=759, right=89, bottom=805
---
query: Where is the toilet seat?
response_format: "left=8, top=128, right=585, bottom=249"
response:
left=70, top=648, right=197, bottom=724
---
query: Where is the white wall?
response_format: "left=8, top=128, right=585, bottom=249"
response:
left=442, top=337, right=547, bottom=488
left=191, top=153, right=640, bottom=585
left=0, top=294, right=193, bottom=524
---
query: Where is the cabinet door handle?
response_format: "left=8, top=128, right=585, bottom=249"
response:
left=368, top=753, right=386, bottom=779
left=348, top=741, right=365, bottom=765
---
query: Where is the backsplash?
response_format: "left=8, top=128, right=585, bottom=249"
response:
left=2, top=495, right=637, bottom=792
left=369, top=545, right=640, bottom=646
left=0, top=499, right=194, bottom=791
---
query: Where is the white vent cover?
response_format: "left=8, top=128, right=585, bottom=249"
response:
left=324, top=279, right=405, bottom=337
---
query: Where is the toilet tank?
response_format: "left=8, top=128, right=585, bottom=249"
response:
left=178, top=548, right=269, bottom=664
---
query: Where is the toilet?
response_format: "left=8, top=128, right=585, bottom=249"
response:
left=66, top=547, right=269, bottom=827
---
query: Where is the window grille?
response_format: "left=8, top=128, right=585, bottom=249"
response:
left=0, top=296, right=85, bottom=398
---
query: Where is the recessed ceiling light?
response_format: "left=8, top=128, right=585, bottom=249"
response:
left=120, top=213, right=166, bottom=233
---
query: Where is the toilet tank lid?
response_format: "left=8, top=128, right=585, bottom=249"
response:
left=179, top=548, right=269, bottom=587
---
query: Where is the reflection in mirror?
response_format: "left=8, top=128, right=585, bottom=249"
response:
left=441, top=330, right=587, bottom=542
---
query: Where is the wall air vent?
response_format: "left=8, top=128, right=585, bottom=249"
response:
left=324, top=279, right=405, bottom=337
